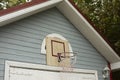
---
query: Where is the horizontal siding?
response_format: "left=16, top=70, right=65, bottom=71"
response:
left=0, top=36, right=40, bottom=49
left=0, top=48, right=43, bottom=58
left=0, top=8, right=107, bottom=80
left=0, top=64, right=4, bottom=70
left=0, top=77, right=3, bottom=80
left=0, top=70, right=4, bottom=77
left=0, top=42, right=40, bottom=53
left=14, top=22, right=97, bottom=52
left=0, top=32, right=41, bottom=45
left=0, top=59, right=4, bottom=65
left=0, top=52, right=45, bottom=64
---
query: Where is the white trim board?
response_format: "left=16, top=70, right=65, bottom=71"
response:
left=4, top=61, right=98, bottom=80
left=111, top=61, right=120, bottom=70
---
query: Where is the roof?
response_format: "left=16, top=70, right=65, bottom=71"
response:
left=0, top=0, right=47, bottom=16
left=0, top=0, right=120, bottom=70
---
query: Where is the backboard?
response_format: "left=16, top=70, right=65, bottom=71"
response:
left=46, top=37, right=70, bottom=66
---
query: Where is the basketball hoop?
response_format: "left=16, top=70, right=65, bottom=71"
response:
left=57, top=52, right=77, bottom=65
left=57, top=52, right=77, bottom=80
left=57, top=52, right=77, bottom=71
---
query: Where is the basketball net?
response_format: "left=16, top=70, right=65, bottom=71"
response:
left=58, top=52, right=77, bottom=80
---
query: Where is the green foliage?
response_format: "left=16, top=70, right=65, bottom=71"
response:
left=73, top=0, right=120, bottom=55
left=0, top=0, right=31, bottom=10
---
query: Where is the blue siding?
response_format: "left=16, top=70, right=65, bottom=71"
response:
left=0, top=8, right=107, bottom=80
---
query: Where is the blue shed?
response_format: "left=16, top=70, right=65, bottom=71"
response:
left=0, top=0, right=120, bottom=80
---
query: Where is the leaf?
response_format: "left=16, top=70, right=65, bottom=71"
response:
left=73, top=0, right=120, bottom=55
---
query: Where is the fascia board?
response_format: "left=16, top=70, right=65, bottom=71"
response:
left=0, top=0, right=63, bottom=27
left=57, top=0, right=120, bottom=63
left=111, top=61, right=120, bottom=70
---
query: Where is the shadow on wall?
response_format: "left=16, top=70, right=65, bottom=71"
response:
left=112, top=70, right=120, bottom=80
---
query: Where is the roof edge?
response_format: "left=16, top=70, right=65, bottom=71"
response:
left=0, top=0, right=47, bottom=16
left=57, top=0, right=120, bottom=63
left=0, top=0, right=62, bottom=27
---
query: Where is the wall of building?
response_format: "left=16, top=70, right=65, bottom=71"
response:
left=0, top=8, right=107, bottom=80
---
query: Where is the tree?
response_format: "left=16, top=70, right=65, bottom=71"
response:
left=0, top=0, right=31, bottom=10
left=73, top=0, right=120, bottom=55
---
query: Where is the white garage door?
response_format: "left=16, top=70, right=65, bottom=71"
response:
left=5, top=61, right=98, bottom=80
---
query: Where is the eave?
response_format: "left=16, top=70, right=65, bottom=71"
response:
left=0, top=0, right=48, bottom=16
left=0, top=0, right=62, bottom=27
